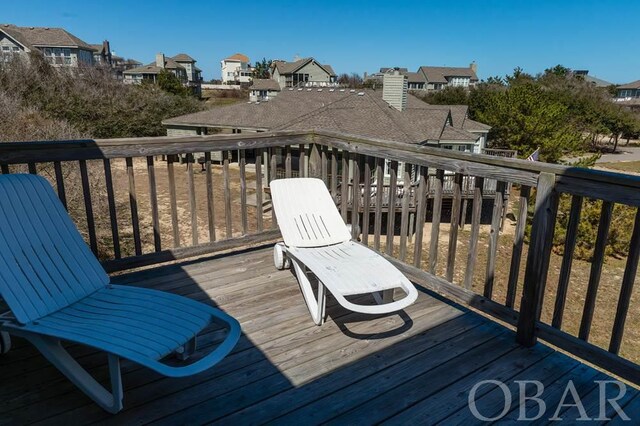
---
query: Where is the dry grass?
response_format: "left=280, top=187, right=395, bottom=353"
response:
left=598, top=161, right=640, bottom=174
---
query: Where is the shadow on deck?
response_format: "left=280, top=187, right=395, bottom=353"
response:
left=0, top=247, right=637, bottom=424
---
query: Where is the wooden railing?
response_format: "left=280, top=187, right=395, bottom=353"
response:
left=1, top=130, right=639, bottom=385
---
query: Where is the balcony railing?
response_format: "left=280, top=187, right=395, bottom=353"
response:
left=1, top=130, right=639, bottom=386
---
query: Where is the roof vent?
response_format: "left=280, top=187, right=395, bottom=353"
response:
left=357, top=92, right=364, bottom=96
left=297, top=88, right=303, bottom=91
left=317, top=89, right=322, bottom=92
left=339, top=89, right=345, bottom=92
left=288, top=88, right=294, bottom=90
left=329, top=88, right=335, bottom=92
left=306, top=88, right=312, bottom=91
left=349, top=89, right=356, bottom=93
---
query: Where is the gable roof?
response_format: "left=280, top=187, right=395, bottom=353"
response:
left=618, top=80, right=640, bottom=90
left=273, top=58, right=337, bottom=77
left=164, top=89, right=483, bottom=144
left=250, top=79, right=281, bottom=91
left=123, top=57, right=185, bottom=75
left=418, top=66, right=479, bottom=83
left=172, top=53, right=196, bottom=62
left=225, top=53, right=250, bottom=63
left=0, top=24, right=94, bottom=51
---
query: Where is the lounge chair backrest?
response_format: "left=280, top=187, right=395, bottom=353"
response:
left=0, top=174, right=108, bottom=324
left=270, top=178, right=351, bottom=248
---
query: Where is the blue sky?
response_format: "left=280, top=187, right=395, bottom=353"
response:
left=3, top=0, right=638, bottom=83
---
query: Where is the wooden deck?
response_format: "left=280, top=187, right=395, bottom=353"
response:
left=0, top=247, right=638, bottom=424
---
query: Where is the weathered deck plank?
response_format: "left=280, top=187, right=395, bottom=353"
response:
left=0, top=247, right=636, bottom=425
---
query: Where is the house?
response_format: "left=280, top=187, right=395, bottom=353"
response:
left=571, top=70, right=612, bottom=88
left=123, top=53, right=202, bottom=94
left=271, top=57, right=337, bottom=88
left=417, top=63, right=479, bottom=91
left=249, top=79, right=281, bottom=102
left=0, top=23, right=95, bottom=66
left=90, top=40, right=141, bottom=80
left=221, top=53, right=253, bottom=85
left=163, top=71, right=489, bottom=154
left=365, top=63, right=478, bottom=91
left=616, top=80, right=640, bottom=101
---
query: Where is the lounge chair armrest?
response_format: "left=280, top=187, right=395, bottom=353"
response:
left=331, top=283, right=419, bottom=315
left=143, top=308, right=241, bottom=378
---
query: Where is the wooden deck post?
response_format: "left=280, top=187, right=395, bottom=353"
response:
left=516, top=172, right=558, bottom=347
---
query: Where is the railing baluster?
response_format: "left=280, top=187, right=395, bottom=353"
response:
left=351, top=153, right=360, bottom=239
left=429, top=169, right=445, bottom=274
left=446, top=173, right=463, bottom=281
left=167, top=155, right=180, bottom=247
left=223, top=150, right=232, bottom=238
left=374, top=157, right=384, bottom=251
left=0, top=164, right=9, bottom=174
left=255, top=148, right=264, bottom=232
left=463, top=176, right=484, bottom=289
left=187, top=153, right=198, bottom=245
left=399, top=164, right=412, bottom=262
left=309, top=144, right=321, bottom=178
left=506, top=185, right=530, bottom=308
left=78, top=159, right=97, bottom=255
left=103, top=159, right=120, bottom=259
left=299, top=143, right=306, bottom=177
left=239, top=150, right=248, bottom=234
left=413, top=166, right=428, bottom=268
left=330, top=148, right=338, bottom=201
left=516, top=172, right=558, bottom=347
left=285, top=145, right=292, bottom=178
left=28, top=162, right=37, bottom=174
left=125, top=157, right=142, bottom=256
left=204, top=152, right=216, bottom=242
left=341, top=151, right=350, bottom=221
left=386, top=160, right=399, bottom=256
left=270, top=148, right=277, bottom=228
left=53, top=161, right=67, bottom=209
left=484, top=181, right=506, bottom=299
left=362, top=156, right=371, bottom=246
left=146, top=156, right=161, bottom=252
left=321, top=145, right=328, bottom=185
left=609, top=208, right=640, bottom=354
left=579, top=200, right=614, bottom=341
left=552, top=195, right=583, bottom=328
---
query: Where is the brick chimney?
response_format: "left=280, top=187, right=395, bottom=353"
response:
left=382, top=69, right=408, bottom=111
left=155, top=53, right=165, bottom=68
left=470, top=61, right=477, bottom=74
left=102, top=40, right=111, bottom=65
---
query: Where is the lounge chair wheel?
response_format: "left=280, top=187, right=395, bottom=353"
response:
left=273, top=243, right=290, bottom=270
left=0, top=331, right=11, bottom=355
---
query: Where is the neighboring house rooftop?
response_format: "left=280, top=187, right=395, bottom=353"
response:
left=418, top=66, right=479, bottom=83
left=164, top=89, right=485, bottom=144
left=250, top=79, right=281, bottom=91
left=225, top=53, right=250, bottom=63
left=618, top=80, right=640, bottom=90
left=173, top=53, right=196, bottom=62
left=124, top=56, right=187, bottom=75
left=273, top=58, right=337, bottom=77
left=0, top=24, right=94, bottom=50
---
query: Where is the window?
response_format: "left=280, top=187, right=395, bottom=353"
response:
left=449, top=77, right=470, bottom=87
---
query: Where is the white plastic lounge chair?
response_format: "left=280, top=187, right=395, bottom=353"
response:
left=0, top=174, right=241, bottom=414
left=270, top=178, right=418, bottom=325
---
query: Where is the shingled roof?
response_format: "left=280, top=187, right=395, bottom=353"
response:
left=0, top=24, right=94, bottom=50
left=164, top=89, right=486, bottom=144
left=123, top=56, right=185, bottom=75
left=172, top=53, right=196, bottom=62
left=273, top=58, right=337, bottom=77
left=225, top=53, right=250, bottom=63
left=418, top=66, right=479, bottom=83
left=250, top=79, right=281, bottom=91
left=618, top=80, right=640, bottom=90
